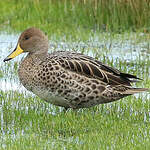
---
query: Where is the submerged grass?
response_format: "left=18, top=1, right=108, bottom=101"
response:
left=0, top=90, right=150, bottom=150
left=0, top=0, right=150, bottom=149
left=0, top=48, right=150, bottom=149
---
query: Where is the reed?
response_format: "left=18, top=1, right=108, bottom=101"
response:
left=0, top=0, right=150, bottom=38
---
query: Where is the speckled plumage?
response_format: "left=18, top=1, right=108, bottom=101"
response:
left=4, top=27, right=148, bottom=109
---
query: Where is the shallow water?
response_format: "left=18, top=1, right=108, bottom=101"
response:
left=0, top=31, right=149, bottom=144
left=0, top=33, right=149, bottom=103
left=0, top=33, right=149, bottom=118
left=0, top=32, right=149, bottom=92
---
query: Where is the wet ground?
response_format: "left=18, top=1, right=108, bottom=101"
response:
left=0, top=32, right=149, bottom=92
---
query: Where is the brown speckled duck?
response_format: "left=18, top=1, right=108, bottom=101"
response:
left=3, top=27, right=148, bottom=109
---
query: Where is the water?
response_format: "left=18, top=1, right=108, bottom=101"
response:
left=0, top=32, right=149, bottom=138
left=0, top=32, right=149, bottom=92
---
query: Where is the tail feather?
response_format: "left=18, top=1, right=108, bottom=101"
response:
left=124, top=88, right=149, bottom=95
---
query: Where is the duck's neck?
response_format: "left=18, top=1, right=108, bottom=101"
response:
left=28, top=51, right=47, bottom=62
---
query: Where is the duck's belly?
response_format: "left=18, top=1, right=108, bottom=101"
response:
left=31, top=87, right=70, bottom=108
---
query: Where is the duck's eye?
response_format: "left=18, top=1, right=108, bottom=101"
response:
left=24, top=36, right=30, bottom=40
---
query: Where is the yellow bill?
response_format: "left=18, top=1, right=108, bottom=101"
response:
left=3, top=44, right=23, bottom=62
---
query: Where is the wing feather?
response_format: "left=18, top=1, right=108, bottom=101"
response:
left=49, top=51, right=140, bottom=86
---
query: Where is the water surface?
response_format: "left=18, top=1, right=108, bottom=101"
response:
left=0, top=32, right=149, bottom=92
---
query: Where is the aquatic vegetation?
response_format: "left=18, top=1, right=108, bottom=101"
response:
left=0, top=0, right=150, bottom=149
left=0, top=31, right=150, bottom=149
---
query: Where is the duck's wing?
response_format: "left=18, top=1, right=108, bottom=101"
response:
left=50, top=51, right=141, bottom=86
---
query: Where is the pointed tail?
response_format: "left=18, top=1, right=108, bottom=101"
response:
left=124, top=88, right=149, bottom=95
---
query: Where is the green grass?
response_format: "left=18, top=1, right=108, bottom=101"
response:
left=0, top=46, right=150, bottom=149
left=0, top=0, right=150, bottom=40
left=0, top=90, right=150, bottom=150
left=0, top=0, right=150, bottom=149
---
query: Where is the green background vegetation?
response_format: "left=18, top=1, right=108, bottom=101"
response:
left=0, top=0, right=150, bottom=38
left=0, top=0, right=150, bottom=149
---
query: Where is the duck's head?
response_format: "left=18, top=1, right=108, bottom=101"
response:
left=4, top=27, right=48, bottom=62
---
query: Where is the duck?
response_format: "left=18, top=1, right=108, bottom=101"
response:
left=3, top=27, right=148, bottom=109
